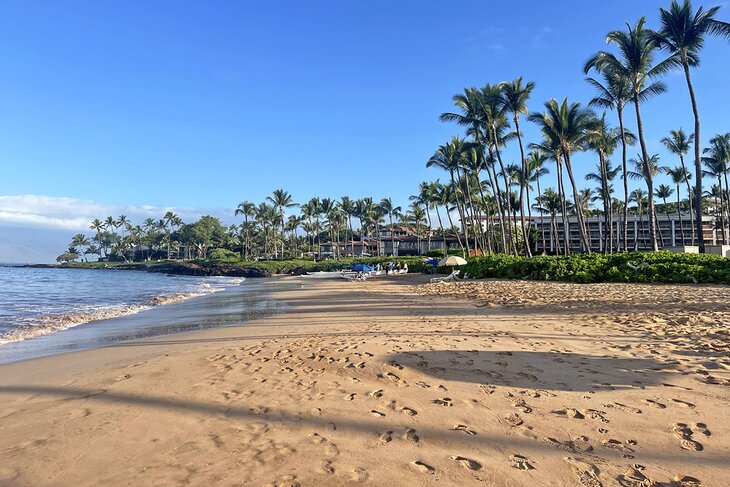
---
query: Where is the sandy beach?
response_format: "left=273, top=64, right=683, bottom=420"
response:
left=1, top=275, right=729, bottom=487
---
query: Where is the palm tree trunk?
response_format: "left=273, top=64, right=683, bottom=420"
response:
left=445, top=207, right=463, bottom=256
left=556, top=160, right=570, bottom=255
left=563, top=152, right=591, bottom=253
left=536, top=175, right=546, bottom=254
left=677, top=155, right=695, bottom=246
left=514, top=116, right=532, bottom=257
left=492, top=128, right=515, bottom=255
left=486, top=148, right=508, bottom=253
left=449, top=170, right=469, bottom=258
left=434, top=206, right=447, bottom=254
left=675, top=185, right=685, bottom=245
left=633, top=96, right=658, bottom=251
left=679, top=61, right=704, bottom=252
left=618, top=108, right=629, bottom=252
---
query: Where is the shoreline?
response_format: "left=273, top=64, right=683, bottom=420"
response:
left=1, top=276, right=728, bottom=486
left=0, top=275, right=280, bottom=366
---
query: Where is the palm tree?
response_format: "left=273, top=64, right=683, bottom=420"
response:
left=235, top=201, right=256, bottom=259
left=534, top=188, right=563, bottom=254
left=267, top=189, right=296, bottom=258
left=629, top=153, right=664, bottom=247
left=526, top=150, right=549, bottom=253
left=585, top=112, right=636, bottom=252
left=585, top=71, right=634, bottom=250
left=339, top=196, right=356, bottom=256
left=655, top=184, right=676, bottom=243
left=71, top=234, right=90, bottom=262
left=407, top=203, right=427, bottom=255
left=665, top=165, right=692, bottom=244
left=702, top=133, right=730, bottom=244
left=501, top=77, right=536, bottom=256
left=427, top=137, right=471, bottom=256
left=585, top=17, right=675, bottom=251
left=661, top=128, right=696, bottom=244
left=104, top=216, right=117, bottom=236
left=379, top=197, right=402, bottom=256
left=630, top=188, right=649, bottom=249
left=117, top=215, right=130, bottom=239
left=530, top=137, right=571, bottom=254
left=410, top=182, right=435, bottom=251
left=651, top=0, right=730, bottom=252
left=529, top=98, right=596, bottom=252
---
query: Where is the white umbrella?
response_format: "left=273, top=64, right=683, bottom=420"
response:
left=438, top=255, right=467, bottom=275
left=438, top=256, right=467, bottom=267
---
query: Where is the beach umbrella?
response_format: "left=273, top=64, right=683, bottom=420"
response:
left=438, top=256, right=467, bottom=267
left=438, top=255, right=467, bottom=273
left=425, top=258, right=440, bottom=266
left=352, top=264, right=373, bottom=272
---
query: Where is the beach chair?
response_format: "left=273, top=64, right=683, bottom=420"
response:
left=429, top=270, right=460, bottom=283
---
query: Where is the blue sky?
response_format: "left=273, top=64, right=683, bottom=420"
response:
left=1, top=1, right=729, bottom=261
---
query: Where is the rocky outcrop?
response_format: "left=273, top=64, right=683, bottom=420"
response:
left=145, top=262, right=271, bottom=278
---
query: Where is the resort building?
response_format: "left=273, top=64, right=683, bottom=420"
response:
left=474, top=214, right=721, bottom=253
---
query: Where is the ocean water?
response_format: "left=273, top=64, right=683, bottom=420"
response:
left=0, top=266, right=284, bottom=364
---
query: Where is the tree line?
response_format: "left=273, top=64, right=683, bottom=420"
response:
left=58, top=1, right=730, bottom=263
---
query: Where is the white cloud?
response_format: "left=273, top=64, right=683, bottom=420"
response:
left=0, top=194, right=234, bottom=231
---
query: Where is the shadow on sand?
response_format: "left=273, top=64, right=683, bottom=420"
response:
left=386, top=350, right=675, bottom=392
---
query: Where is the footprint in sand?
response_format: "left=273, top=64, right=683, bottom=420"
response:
left=308, top=433, right=326, bottom=444
left=368, top=389, right=384, bottom=398
left=412, top=461, right=435, bottom=474
left=450, top=455, right=482, bottom=471
left=642, top=399, right=666, bottom=409
left=344, top=393, right=356, bottom=401
left=619, top=466, right=654, bottom=486
left=563, top=456, right=602, bottom=487
left=504, top=413, right=523, bottom=427
left=351, top=468, right=369, bottom=482
left=673, top=423, right=704, bottom=451
left=451, top=424, right=477, bottom=435
left=431, top=397, right=453, bottom=407
left=693, top=423, right=711, bottom=436
left=552, top=408, right=584, bottom=419
left=674, top=475, right=702, bottom=487
left=400, top=407, right=418, bottom=416
left=601, top=439, right=634, bottom=454
left=415, top=381, right=430, bottom=388
left=512, top=399, right=532, bottom=414
left=370, top=410, right=386, bottom=418
left=379, top=431, right=393, bottom=444
left=404, top=428, right=419, bottom=444
left=385, top=372, right=401, bottom=383
left=321, top=461, right=335, bottom=474
left=509, top=454, right=534, bottom=470
left=671, top=399, right=696, bottom=409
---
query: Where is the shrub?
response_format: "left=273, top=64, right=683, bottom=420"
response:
left=463, top=251, right=730, bottom=285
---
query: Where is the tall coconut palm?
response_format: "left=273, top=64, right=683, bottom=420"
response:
left=651, top=0, right=730, bottom=252
left=117, top=215, right=130, bottom=239
left=702, top=133, right=730, bottom=244
left=661, top=128, right=696, bottom=244
left=267, top=189, right=296, bottom=258
left=379, top=197, right=402, bottom=256
left=655, top=184, right=676, bottom=244
left=427, top=137, right=471, bottom=256
left=585, top=17, right=675, bottom=251
left=585, top=113, right=636, bottom=252
left=585, top=71, right=634, bottom=250
left=630, top=188, right=649, bottom=249
left=339, top=196, right=356, bottom=256
left=500, top=77, right=536, bottom=256
left=529, top=98, right=596, bottom=252
left=530, top=137, right=571, bottom=254
left=410, top=182, right=436, bottom=250
left=629, top=153, right=664, bottom=247
left=665, top=165, right=692, bottom=244
left=235, top=201, right=256, bottom=259
left=526, top=150, right=550, bottom=253
left=534, top=188, right=563, bottom=254
left=71, top=234, right=90, bottom=262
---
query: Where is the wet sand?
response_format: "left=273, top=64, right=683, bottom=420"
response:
left=1, top=275, right=728, bottom=486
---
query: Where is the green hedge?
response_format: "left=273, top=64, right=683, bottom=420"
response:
left=463, top=251, right=730, bottom=284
